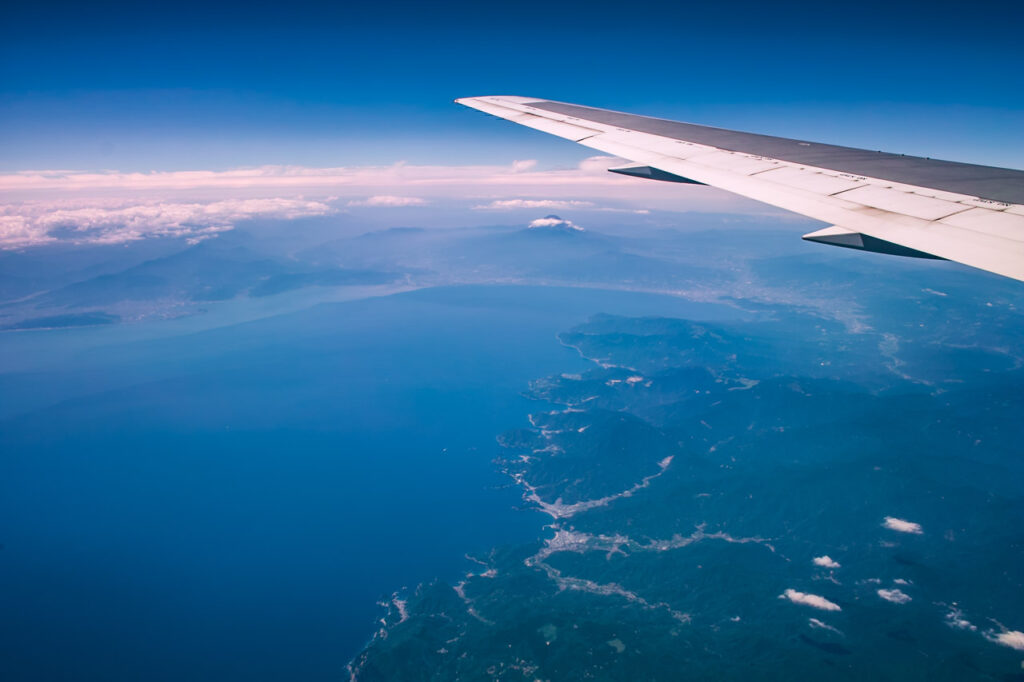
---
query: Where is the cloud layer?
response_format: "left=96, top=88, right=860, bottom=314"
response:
left=0, top=156, right=778, bottom=249
left=1, top=198, right=332, bottom=248
left=0, top=158, right=655, bottom=197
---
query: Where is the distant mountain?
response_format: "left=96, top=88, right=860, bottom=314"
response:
left=22, top=237, right=398, bottom=310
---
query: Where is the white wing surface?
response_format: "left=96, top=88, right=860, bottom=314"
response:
left=456, top=95, right=1024, bottom=282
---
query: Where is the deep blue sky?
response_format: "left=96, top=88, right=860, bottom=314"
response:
left=2, top=0, right=1023, bottom=170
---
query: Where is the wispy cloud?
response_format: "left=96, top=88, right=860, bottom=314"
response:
left=0, top=158, right=772, bottom=210
left=809, top=618, right=844, bottom=635
left=0, top=160, right=627, bottom=196
left=510, top=160, right=538, bottom=172
left=877, top=588, right=911, bottom=604
left=347, top=195, right=428, bottom=207
left=780, top=589, right=841, bottom=611
left=474, top=199, right=595, bottom=210
left=882, top=517, right=923, bottom=534
left=943, top=609, right=1023, bottom=653
left=577, top=156, right=622, bottom=172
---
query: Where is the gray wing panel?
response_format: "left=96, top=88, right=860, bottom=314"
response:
left=526, top=100, right=1024, bottom=205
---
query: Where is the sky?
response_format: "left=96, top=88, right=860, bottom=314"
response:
left=1, top=0, right=1022, bottom=247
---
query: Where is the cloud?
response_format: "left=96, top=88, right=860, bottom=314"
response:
left=528, top=215, right=583, bottom=231
left=510, top=159, right=538, bottom=172
left=780, top=589, right=841, bottom=611
left=808, top=618, right=844, bottom=635
left=944, top=607, right=977, bottom=632
left=0, top=154, right=782, bottom=248
left=578, top=156, right=622, bottom=172
left=0, top=197, right=332, bottom=248
left=988, top=630, right=1024, bottom=651
left=812, top=556, right=840, bottom=569
left=1, top=158, right=769, bottom=213
left=882, top=517, right=923, bottom=534
left=474, top=199, right=595, bottom=210
left=346, top=195, right=428, bottom=207
left=0, top=160, right=620, bottom=196
left=0, top=214, right=55, bottom=249
left=877, top=588, right=911, bottom=604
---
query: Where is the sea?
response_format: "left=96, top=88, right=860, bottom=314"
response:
left=0, top=284, right=738, bottom=681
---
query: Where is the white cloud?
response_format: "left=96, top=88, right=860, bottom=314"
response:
left=578, top=156, right=622, bottom=172
left=474, top=199, right=595, bottom=210
left=346, top=195, right=428, bottom=207
left=812, top=556, right=840, bottom=569
left=877, top=588, right=911, bottom=604
left=988, top=630, right=1024, bottom=651
left=528, top=216, right=583, bottom=231
left=808, top=618, right=843, bottom=635
left=883, top=517, right=923, bottom=534
left=599, top=207, right=651, bottom=214
left=944, top=607, right=977, bottom=632
left=0, top=214, right=54, bottom=249
left=780, top=589, right=841, bottom=611
left=0, top=197, right=332, bottom=248
left=510, top=159, right=538, bottom=172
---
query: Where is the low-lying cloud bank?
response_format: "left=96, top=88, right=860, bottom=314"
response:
left=0, top=157, right=774, bottom=249
left=1, top=198, right=332, bottom=248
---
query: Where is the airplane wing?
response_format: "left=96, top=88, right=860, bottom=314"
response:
left=456, top=95, right=1024, bottom=282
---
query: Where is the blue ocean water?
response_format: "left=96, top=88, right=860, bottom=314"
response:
left=0, top=285, right=737, bottom=681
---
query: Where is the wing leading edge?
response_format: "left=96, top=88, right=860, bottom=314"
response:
left=456, top=95, right=1024, bottom=282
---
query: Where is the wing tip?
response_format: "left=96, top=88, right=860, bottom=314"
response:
left=454, top=95, right=546, bottom=107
